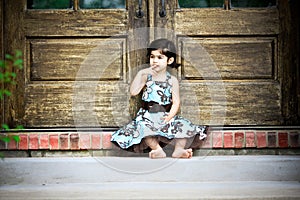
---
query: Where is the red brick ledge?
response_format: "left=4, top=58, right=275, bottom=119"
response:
left=0, top=130, right=299, bottom=150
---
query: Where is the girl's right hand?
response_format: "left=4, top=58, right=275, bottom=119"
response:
left=140, top=66, right=158, bottom=77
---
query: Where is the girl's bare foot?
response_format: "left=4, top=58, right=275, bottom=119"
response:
left=172, top=148, right=193, bottom=158
left=149, top=148, right=166, bottom=159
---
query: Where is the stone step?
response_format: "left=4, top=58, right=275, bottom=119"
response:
left=0, top=156, right=300, bottom=199
left=1, top=156, right=300, bottom=183
left=1, top=181, right=300, bottom=200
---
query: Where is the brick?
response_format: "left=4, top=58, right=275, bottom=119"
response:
left=70, top=133, right=79, bottom=150
left=19, top=134, right=28, bottom=150
left=289, top=132, right=300, bottom=148
left=29, top=134, right=39, bottom=149
left=278, top=132, right=288, bottom=148
left=59, top=134, right=69, bottom=150
left=224, top=132, right=234, bottom=148
left=267, top=132, right=277, bottom=148
left=91, top=134, right=101, bottom=149
left=39, top=134, right=49, bottom=149
left=80, top=134, right=91, bottom=149
left=234, top=132, right=244, bottom=148
left=49, top=134, right=59, bottom=150
left=212, top=131, right=222, bottom=148
left=102, top=132, right=112, bottom=149
left=245, top=132, right=256, bottom=148
left=256, top=132, right=267, bottom=148
left=8, top=135, right=18, bottom=150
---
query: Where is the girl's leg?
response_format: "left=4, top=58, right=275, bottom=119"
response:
left=144, top=136, right=166, bottom=159
left=172, top=138, right=193, bottom=158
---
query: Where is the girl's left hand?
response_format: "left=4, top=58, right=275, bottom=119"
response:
left=162, top=115, right=173, bottom=124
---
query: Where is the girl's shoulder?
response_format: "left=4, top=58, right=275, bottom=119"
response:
left=169, top=74, right=179, bottom=86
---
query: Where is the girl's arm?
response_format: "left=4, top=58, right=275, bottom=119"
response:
left=130, top=67, right=157, bottom=96
left=163, top=76, right=180, bottom=123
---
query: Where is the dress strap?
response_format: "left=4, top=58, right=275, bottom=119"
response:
left=166, top=72, right=171, bottom=81
left=147, top=74, right=152, bottom=81
left=166, top=72, right=172, bottom=87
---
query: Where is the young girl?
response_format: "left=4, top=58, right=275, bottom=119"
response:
left=111, top=38, right=207, bottom=158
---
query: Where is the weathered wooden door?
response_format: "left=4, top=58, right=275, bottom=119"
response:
left=149, top=0, right=281, bottom=126
left=2, top=0, right=293, bottom=128
left=3, top=0, right=150, bottom=128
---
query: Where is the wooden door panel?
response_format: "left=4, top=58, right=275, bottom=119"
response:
left=25, top=36, right=128, bottom=127
left=25, top=82, right=129, bottom=127
left=24, top=10, right=127, bottom=36
left=176, top=8, right=279, bottom=35
left=180, top=37, right=276, bottom=80
left=28, top=38, right=126, bottom=81
left=180, top=81, right=281, bottom=125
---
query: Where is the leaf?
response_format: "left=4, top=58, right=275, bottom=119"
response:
left=12, top=135, right=20, bottom=142
left=0, top=60, right=5, bottom=68
left=14, top=125, right=24, bottom=131
left=13, top=59, right=23, bottom=68
left=10, top=72, right=16, bottom=78
left=2, top=124, right=10, bottom=131
left=0, top=136, right=10, bottom=143
left=5, top=54, right=13, bottom=60
left=3, top=72, right=12, bottom=82
left=3, top=90, right=11, bottom=96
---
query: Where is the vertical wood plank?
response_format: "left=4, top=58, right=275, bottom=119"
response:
left=127, top=0, right=149, bottom=118
left=3, top=0, right=26, bottom=126
left=0, top=0, right=3, bottom=125
left=278, top=0, right=300, bottom=124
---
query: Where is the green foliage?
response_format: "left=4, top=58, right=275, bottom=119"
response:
left=0, top=50, right=24, bottom=149
left=0, top=124, right=23, bottom=143
left=0, top=50, right=23, bottom=100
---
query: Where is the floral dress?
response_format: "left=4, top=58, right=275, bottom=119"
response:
left=111, top=72, right=207, bottom=152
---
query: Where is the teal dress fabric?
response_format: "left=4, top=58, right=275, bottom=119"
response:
left=111, top=72, right=207, bottom=152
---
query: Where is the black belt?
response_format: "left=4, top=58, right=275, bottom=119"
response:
left=141, top=101, right=172, bottom=113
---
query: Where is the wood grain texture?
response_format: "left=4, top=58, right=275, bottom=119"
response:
left=179, top=37, right=276, bottom=80
left=278, top=0, right=300, bottom=124
left=3, top=0, right=26, bottom=126
left=24, top=80, right=281, bottom=127
left=179, top=81, right=282, bottom=125
left=0, top=1, right=3, bottom=124
left=24, top=9, right=128, bottom=36
left=4, top=0, right=298, bottom=128
left=28, top=38, right=126, bottom=81
left=24, top=82, right=130, bottom=127
left=176, top=8, right=279, bottom=35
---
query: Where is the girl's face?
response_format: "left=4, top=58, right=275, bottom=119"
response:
left=150, top=50, right=174, bottom=73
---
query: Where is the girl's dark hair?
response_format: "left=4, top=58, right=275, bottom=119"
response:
left=147, top=38, right=180, bottom=68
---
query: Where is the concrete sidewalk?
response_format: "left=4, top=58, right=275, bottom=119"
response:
left=0, top=156, right=300, bottom=199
